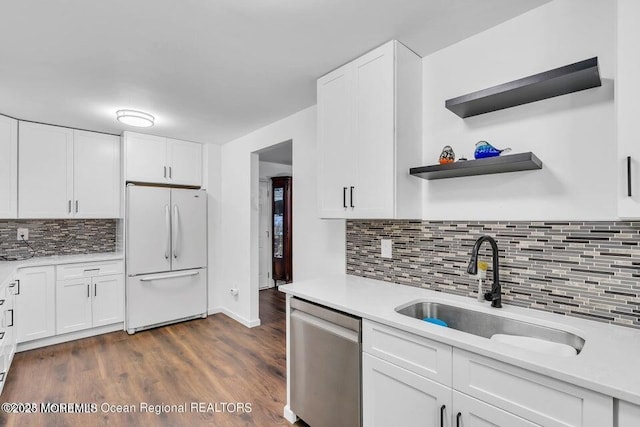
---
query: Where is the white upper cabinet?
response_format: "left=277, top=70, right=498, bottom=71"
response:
left=124, top=132, right=202, bottom=187
left=317, top=40, right=422, bottom=219
left=19, top=122, right=74, bottom=218
left=18, top=122, right=120, bottom=219
left=0, top=115, right=17, bottom=218
left=167, top=138, right=203, bottom=186
left=123, top=132, right=167, bottom=184
left=73, top=130, right=120, bottom=218
left=617, top=0, right=640, bottom=218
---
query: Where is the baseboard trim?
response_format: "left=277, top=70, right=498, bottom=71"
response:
left=17, top=323, right=124, bottom=352
left=283, top=405, right=297, bottom=424
left=208, top=307, right=261, bottom=328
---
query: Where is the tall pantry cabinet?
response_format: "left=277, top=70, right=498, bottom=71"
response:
left=317, top=40, right=422, bottom=219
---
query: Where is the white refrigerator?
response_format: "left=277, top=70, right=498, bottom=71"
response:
left=126, top=185, right=207, bottom=334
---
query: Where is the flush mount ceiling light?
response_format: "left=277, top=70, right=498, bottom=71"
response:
left=116, top=109, right=155, bottom=127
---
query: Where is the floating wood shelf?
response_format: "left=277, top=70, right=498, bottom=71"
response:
left=410, top=152, right=542, bottom=180
left=445, top=57, right=601, bottom=118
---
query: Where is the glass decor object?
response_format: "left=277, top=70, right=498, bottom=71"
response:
left=439, top=145, right=456, bottom=164
left=474, top=141, right=512, bottom=159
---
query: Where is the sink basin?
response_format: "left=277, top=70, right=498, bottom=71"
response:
left=396, top=301, right=585, bottom=354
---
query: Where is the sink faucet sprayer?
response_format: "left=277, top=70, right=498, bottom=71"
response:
left=467, top=235, right=502, bottom=308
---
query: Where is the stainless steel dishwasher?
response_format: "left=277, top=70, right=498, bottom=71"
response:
left=290, top=297, right=361, bottom=427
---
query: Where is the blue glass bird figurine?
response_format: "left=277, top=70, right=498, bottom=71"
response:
left=474, top=141, right=511, bottom=159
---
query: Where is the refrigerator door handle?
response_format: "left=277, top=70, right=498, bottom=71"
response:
left=173, top=205, right=179, bottom=259
left=164, top=204, right=171, bottom=260
left=139, top=271, right=200, bottom=282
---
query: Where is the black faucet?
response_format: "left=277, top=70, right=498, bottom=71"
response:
left=467, top=235, right=502, bottom=308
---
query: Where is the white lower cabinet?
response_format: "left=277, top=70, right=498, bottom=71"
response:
left=453, top=391, right=540, bottom=427
left=92, top=275, right=124, bottom=327
left=56, top=278, right=93, bottom=334
left=363, top=353, right=451, bottom=427
left=362, top=320, right=613, bottom=427
left=56, top=264, right=124, bottom=334
left=15, top=266, right=56, bottom=343
left=0, top=277, right=18, bottom=394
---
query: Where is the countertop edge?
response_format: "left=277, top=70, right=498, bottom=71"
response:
left=279, top=275, right=640, bottom=406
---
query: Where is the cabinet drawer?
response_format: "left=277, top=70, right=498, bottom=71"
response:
left=363, top=320, right=451, bottom=386
left=452, top=349, right=612, bottom=427
left=57, top=261, right=123, bottom=280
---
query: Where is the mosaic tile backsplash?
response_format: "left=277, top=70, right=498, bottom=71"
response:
left=346, top=221, right=640, bottom=329
left=0, top=220, right=117, bottom=259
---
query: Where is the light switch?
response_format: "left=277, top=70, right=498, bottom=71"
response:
left=381, top=239, right=392, bottom=259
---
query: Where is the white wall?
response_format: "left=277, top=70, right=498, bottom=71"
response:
left=210, top=106, right=345, bottom=326
left=206, top=144, right=222, bottom=311
left=421, top=0, right=616, bottom=220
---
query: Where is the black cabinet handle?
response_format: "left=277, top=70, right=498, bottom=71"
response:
left=87, top=284, right=90, bottom=298
left=342, top=187, right=347, bottom=208
left=628, top=156, right=632, bottom=197
left=456, top=412, right=462, bottom=427
left=440, top=405, right=446, bottom=427
left=12, top=279, right=20, bottom=295
left=349, top=186, right=355, bottom=208
left=8, top=309, right=14, bottom=327
left=164, top=166, right=167, bottom=178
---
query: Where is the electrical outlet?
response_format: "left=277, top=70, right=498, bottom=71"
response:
left=381, top=239, right=392, bottom=259
left=17, top=228, right=29, bottom=241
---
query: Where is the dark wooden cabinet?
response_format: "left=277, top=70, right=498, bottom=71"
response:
left=272, top=177, right=292, bottom=284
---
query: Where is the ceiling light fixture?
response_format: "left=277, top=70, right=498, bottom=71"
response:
left=116, top=109, right=155, bottom=127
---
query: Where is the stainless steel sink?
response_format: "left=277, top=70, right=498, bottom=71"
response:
left=396, top=301, right=585, bottom=354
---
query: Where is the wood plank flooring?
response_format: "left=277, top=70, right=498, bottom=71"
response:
left=0, top=288, right=301, bottom=427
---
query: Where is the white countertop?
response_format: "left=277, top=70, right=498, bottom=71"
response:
left=280, top=274, right=640, bottom=405
left=0, top=252, right=124, bottom=286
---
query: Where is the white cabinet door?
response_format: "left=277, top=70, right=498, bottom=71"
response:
left=316, top=40, right=421, bottom=219
left=167, top=138, right=202, bottom=186
left=317, top=65, right=353, bottom=218
left=73, top=130, right=120, bottom=218
left=0, top=115, right=17, bottom=219
left=617, top=0, right=640, bottom=218
left=453, top=391, right=541, bottom=427
left=362, top=353, right=451, bottom=427
left=351, top=41, right=395, bottom=218
left=124, top=132, right=168, bottom=184
left=18, top=122, right=74, bottom=218
left=92, top=274, right=124, bottom=327
left=617, top=401, right=640, bottom=427
left=15, top=266, right=56, bottom=343
left=56, top=278, right=92, bottom=334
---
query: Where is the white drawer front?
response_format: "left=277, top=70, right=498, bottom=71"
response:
left=57, top=261, right=123, bottom=280
left=452, top=349, right=612, bottom=427
left=363, top=320, right=452, bottom=386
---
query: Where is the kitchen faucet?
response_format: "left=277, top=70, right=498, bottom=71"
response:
left=467, top=235, right=502, bottom=308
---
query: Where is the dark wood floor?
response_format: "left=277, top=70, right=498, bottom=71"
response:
left=0, top=288, right=297, bottom=427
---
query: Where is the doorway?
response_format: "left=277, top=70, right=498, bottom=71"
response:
left=255, top=140, right=293, bottom=318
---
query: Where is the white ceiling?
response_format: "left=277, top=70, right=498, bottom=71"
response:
left=0, top=0, right=550, bottom=144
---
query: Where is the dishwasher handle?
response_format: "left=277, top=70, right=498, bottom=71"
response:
left=291, top=297, right=360, bottom=332
left=291, top=310, right=359, bottom=343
